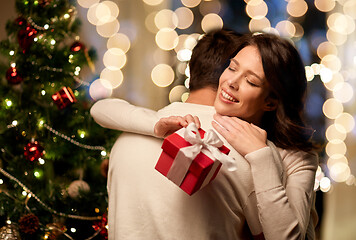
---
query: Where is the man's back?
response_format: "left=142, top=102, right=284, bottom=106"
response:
left=106, top=102, right=254, bottom=239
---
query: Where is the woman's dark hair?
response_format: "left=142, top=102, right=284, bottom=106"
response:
left=233, top=33, right=317, bottom=153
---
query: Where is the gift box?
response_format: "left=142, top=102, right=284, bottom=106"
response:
left=52, top=86, right=77, bottom=110
left=155, top=123, right=234, bottom=195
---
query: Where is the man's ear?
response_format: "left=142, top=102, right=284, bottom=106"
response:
left=263, top=97, right=278, bottom=111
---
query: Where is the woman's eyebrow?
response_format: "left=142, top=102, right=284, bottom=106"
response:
left=230, top=58, right=264, bottom=82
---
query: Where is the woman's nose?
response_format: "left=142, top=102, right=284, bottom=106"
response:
left=227, top=78, right=239, bottom=90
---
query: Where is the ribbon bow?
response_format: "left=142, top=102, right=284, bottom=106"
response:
left=166, top=123, right=236, bottom=186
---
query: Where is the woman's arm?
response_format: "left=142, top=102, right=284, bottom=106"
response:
left=212, top=113, right=318, bottom=239
left=90, top=98, right=159, bottom=136
left=245, top=148, right=317, bottom=240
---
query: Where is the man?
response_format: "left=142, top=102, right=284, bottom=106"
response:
left=91, top=29, right=268, bottom=239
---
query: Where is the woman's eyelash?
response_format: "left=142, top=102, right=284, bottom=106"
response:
left=246, top=77, right=258, bottom=86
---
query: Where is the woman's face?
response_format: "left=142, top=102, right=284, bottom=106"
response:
left=214, top=45, right=274, bottom=125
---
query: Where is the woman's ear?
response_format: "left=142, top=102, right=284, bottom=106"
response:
left=263, top=97, right=278, bottom=111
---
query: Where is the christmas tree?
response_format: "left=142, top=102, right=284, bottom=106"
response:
left=0, top=0, right=117, bottom=239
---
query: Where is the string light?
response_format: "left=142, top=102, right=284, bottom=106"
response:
left=0, top=167, right=102, bottom=220
left=43, top=123, right=106, bottom=152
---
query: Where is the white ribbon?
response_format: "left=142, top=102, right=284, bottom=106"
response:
left=166, top=123, right=236, bottom=186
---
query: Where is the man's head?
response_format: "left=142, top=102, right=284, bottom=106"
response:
left=188, top=29, right=242, bottom=92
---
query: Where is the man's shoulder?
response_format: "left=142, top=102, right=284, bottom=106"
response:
left=158, top=102, right=215, bottom=117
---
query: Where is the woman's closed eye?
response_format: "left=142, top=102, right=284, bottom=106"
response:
left=246, top=77, right=260, bottom=87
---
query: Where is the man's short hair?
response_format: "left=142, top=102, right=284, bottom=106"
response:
left=188, top=29, right=242, bottom=91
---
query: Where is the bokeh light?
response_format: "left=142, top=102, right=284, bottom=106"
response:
left=175, top=7, right=194, bottom=29
left=155, top=28, right=179, bottom=50
left=320, top=177, right=331, bottom=192
left=107, top=33, right=131, bottom=53
left=327, top=154, right=348, bottom=169
left=151, top=64, right=175, bottom=87
left=330, top=162, right=351, bottom=182
left=155, top=9, right=178, bottom=29
left=343, top=0, right=356, bottom=19
left=249, top=17, right=271, bottom=32
left=321, top=54, right=341, bottom=73
left=96, top=19, right=120, bottom=38
left=103, top=48, right=127, bottom=70
left=87, top=3, right=101, bottom=25
left=142, top=0, right=164, bottom=6
left=275, top=20, right=296, bottom=38
left=323, top=72, right=344, bottom=91
left=246, top=0, right=268, bottom=19
left=89, top=79, right=113, bottom=100
left=287, top=0, right=308, bottom=17
left=169, top=85, right=188, bottom=103
left=317, top=41, right=338, bottom=58
left=201, top=13, right=223, bottom=33
left=332, top=82, right=354, bottom=103
left=100, top=68, right=124, bottom=88
left=326, top=124, right=347, bottom=141
left=326, top=29, right=347, bottom=46
left=322, top=98, right=343, bottom=119
left=325, top=139, right=347, bottom=157
left=314, top=0, right=336, bottom=12
left=77, top=0, right=99, bottom=8
left=181, top=0, right=201, bottom=8
left=334, top=112, right=355, bottom=133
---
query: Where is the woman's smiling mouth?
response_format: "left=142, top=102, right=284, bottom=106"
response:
left=221, top=90, right=238, bottom=102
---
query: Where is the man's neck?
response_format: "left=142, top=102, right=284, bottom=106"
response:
left=185, top=88, right=217, bottom=106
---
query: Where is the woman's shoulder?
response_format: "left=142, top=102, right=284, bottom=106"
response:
left=277, top=147, right=319, bottom=172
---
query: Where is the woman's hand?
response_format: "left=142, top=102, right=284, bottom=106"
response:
left=212, top=113, right=268, bottom=156
left=154, top=114, right=201, bottom=138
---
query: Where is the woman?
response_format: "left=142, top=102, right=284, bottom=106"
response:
left=92, top=33, right=319, bottom=239
left=154, top=33, right=319, bottom=240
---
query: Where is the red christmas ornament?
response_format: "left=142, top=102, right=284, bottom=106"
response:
left=6, top=66, right=23, bottom=84
left=92, top=213, right=108, bottom=239
left=18, top=25, right=37, bottom=53
left=70, top=41, right=85, bottom=52
left=15, top=17, right=27, bottom=26
left=52, top=86, right=77, bottom=109
left=24, top=141, right=44, bottom=162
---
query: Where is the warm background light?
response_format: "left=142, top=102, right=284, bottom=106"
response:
left=181, top=0, right=201, bottom=8
left=246, top=0, right=268, bottom=19
left=155, top=28, right=179, bottom=50
left=103, top=48, right=127, bottom=70
left=314, top=0, right=336, bottom=12
left=287, top=0, right=308, bottom=18
left=151, top=64, right=175, bottom=87
left=96, top=19, right=120, bottom=38
left=326, top=124, right=347, bottom=141
left=169, top=85, right=188, bottom=103
left=142, top=0, right=164, bottom=6
left=201, top=13, right=223, bottom=33
left=107, top=33, right=131, bottom=53
left=77, top=0, right=99, bottom=8
left=155, top=9, right=178, bottom=29
left=100, top=68, right=124, bottom=89
left=322, top=98, right=343, bottom=119
left=175, top=7, right=194, bottom=29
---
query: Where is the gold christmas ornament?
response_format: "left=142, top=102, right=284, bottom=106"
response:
left=0, top=222, right=22, bottom=240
